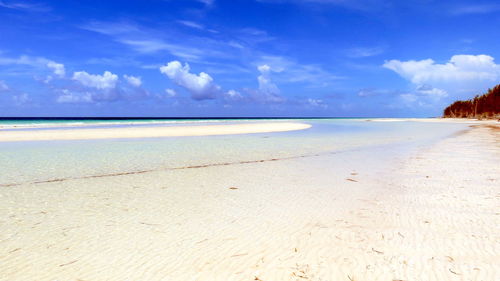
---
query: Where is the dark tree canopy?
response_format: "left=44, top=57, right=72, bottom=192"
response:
left=443, top=84, right=500, bottom=119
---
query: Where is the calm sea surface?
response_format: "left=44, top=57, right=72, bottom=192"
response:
left=0, top=118, right=468, bottom=185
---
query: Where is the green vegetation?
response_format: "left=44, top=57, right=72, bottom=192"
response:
left=443, top=84, right=500, bottom=119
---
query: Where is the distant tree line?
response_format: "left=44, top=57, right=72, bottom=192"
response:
left=443, top=84, right=500, bottom=119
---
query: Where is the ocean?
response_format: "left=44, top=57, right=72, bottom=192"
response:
left=0, top=118, right=468, bottom=187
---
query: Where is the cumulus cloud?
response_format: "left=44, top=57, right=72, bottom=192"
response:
left=383, top=54, right=500, bottom=99
left=224, top=89, right=243, bottom=101
left=159, top=61, right=220, bottom=100
left=229, top=65, right=285, bottom=104
left=383, top=55, right=499, bottom=84
left=249, top=64, right=285, bottom=103
left=123, top=74, right=142, bottom=87
left=257, top=64, right=281, bottom=98
left=57, top=70, right=147, bottom=103
left=72, top=71, right=119, bottom=90
left=46, top=61, right=65, bottom=78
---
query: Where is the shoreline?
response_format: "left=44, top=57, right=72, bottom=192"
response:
left=1, top=117, right=496, bottom=130
left=332, top=123, right=500, bottom=280
left=0, top=122, right=311, bottom=142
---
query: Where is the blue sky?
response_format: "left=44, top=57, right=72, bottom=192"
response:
left=0, top=0, right=499, bottom=117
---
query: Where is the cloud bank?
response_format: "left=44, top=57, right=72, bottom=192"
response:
left=383, top=55, right=500, bottom=84
left=383, top=54, right=500, bottom=99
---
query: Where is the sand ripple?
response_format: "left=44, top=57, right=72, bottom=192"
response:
left=0, top=124, right=498, bottom=280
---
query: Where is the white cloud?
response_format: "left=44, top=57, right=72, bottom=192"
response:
left=159, top=61, right=220, bottom=100
left=383, top=55, right=500, bottom=84
left=81, top=21, right=140, bottom=35
left=256, top=0, right=383, bottom=12
left=0, top=80, right=9, bottom=91
left=0, top=55, right=64, bottom=73
left=394, top=85, right=449, bottom=109
left=241, top=64, right=285, bottom=103
left=358, top=88, right=382, bottom=97
left=0, top=55, right=66, bottom=82
left=258, top=64, right=271, bottom=73
left=347, top=46, right=384, bottom=58
left=119, top=39, right=204, bottom=60
left=50, top=69, right=148, bottom=103
left=157, top=62, right=285, bottom=104
left=257, top=64, right=280, bottom=96
left=123, top=74, right=142, bottom=87
left=224, top=89, right=243, bottom=101
left=399, top=93, right=419, bottom=104
left=415, top=84, right=447, bottom=98
left=217, top=67, right=285, bottom=104
left=47, top=61, right=65, bottom=78
left=255, top=55, right=343, bottom=85
left=0, top=55, right=39, bottom=66
left=177, top=20, right=204, bottom=30
left=56, top=89, right=93, bottom=103
left=197, top=0, right=214, bottom=6
left=228, top=41, right=245, bottom=49
left=307, top=98, right=327, bottom=109
left=72, top=71, right=118, bottom=90
left=82, top=21, right=234, bottom=62
left=383, top=54, right=500, bottom=98
left=0, top=1, right=50, bottom=12
left=12, top=93, right=30, bottom=104
left=56, top=88, right=120, bottom=103
left=451, top=4, right=500, bottom=15
left=165, top=88, right=177, bottom=97
left=82, top=21, right=207, bottom=60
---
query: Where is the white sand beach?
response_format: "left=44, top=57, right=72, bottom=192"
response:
left=0, top=121, right=498, bottom=280
left=2, top=0, right=499, bottom=279
left=0, top=122, right=312, bottom=142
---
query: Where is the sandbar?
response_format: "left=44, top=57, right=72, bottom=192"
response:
left=0, top=122, right=312, bottom=142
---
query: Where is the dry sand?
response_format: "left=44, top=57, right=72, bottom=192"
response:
left=0, top=122, right=311, bottom=142
left=0, top=123, right=498, bottom=280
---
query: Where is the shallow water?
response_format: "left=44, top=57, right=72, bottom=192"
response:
left=0, top=119, right=468, bottom=186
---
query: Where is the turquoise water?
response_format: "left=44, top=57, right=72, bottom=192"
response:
left=0, top=118, right=252, bottom=130
left=0, top=119, right=468, bottom=186
left=0, top=118, right=341, bottom=129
